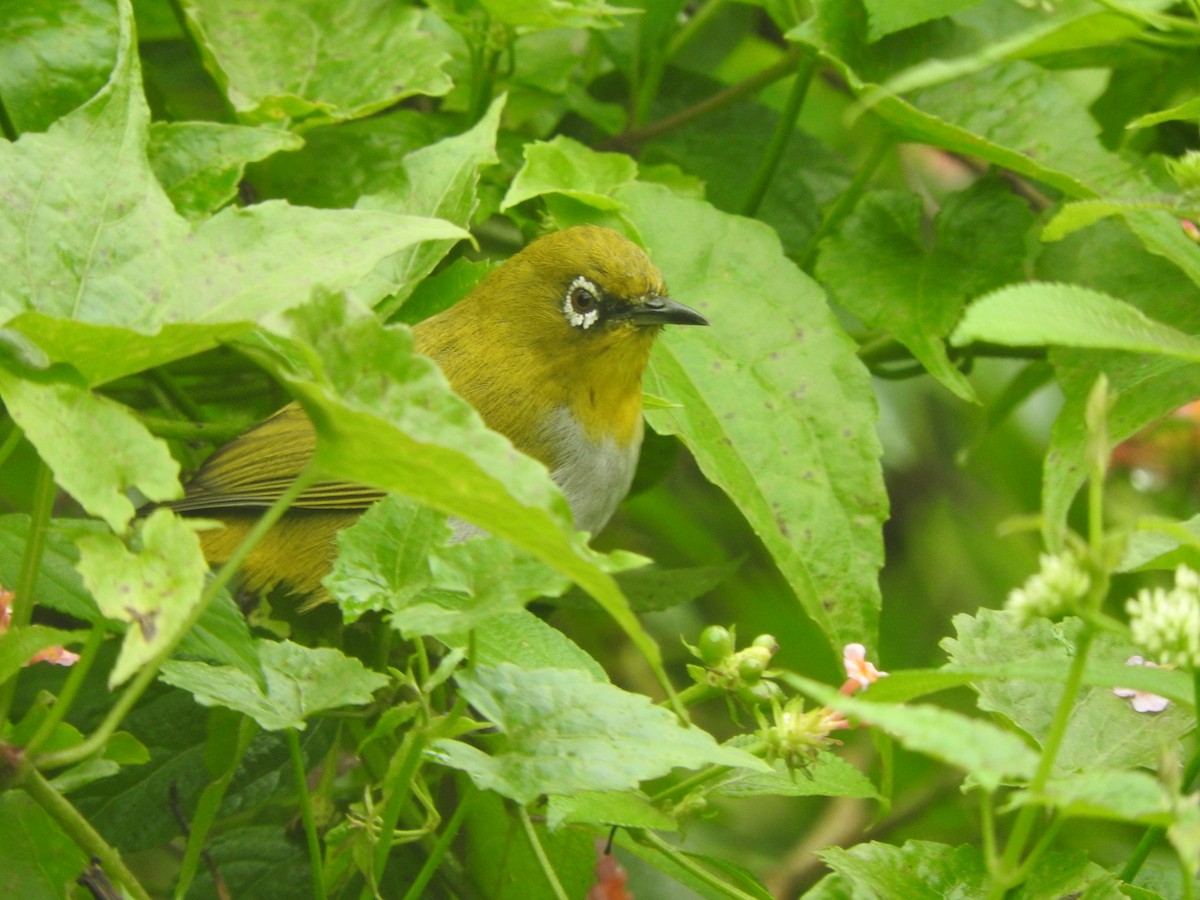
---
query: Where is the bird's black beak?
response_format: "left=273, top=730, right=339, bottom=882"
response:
left=628, top=296, right=709, bottom=327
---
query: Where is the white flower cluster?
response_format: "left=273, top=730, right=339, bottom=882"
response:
left=1126, top=566, right=1200, bottom=669
left=1006, top=552, right=1090, bottom=621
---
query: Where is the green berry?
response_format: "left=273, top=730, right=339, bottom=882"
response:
left=697, top=625, right=734, bottom=665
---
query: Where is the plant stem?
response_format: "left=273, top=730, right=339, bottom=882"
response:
left=798, top=135, right=893, bottom=270
left=638, top=830, right=761, bottom=900
left=519, top=805, right=568, bottom=900
left=147, top=368, right=206, bottom=422
left=0, top=422, right=25, bottom=471
left=400, top=785, right=475, bottom=900
left=35, top=465, right=318, bottom=771
left=136, top=413, right=250, bottom=443
left=993, top=626, right=1095, bottom=891
left=19, top=763, right=152, bottom=900
left=288, top=728, right=328, bottom=900
left=740, top=51, right=815, bottom=217
left=606, top=48, right=805, bottom=149
left=372, top=728, right=428, bottom=886
left=22, top=626, right=108, bottom=758
left=0, top=459, right=57, bottom=727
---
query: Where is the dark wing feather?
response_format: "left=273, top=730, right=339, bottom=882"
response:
left=172, top=404, right=385, bottom=514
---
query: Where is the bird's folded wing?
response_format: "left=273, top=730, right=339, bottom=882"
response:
left=171, top=403, right=385, bottom=513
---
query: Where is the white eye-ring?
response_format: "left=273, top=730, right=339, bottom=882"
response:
left=564, top=276, right=601, bottom=330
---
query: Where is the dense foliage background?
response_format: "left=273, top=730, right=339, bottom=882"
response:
left=2, top=0, right=1200, bottom=897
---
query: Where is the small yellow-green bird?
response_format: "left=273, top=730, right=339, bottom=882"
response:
left=172, top=225, right=709, bottom=598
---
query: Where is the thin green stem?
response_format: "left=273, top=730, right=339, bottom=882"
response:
left=980, top=791, right=998, bottom=875
left=35, top=465, right=319, bottom=771
left=995, top=627, right=1095, bottom=885
left=740, top=52, right=815, bottom=217
left=798, top=135, right=893, bottom=270
left=650, top=740, right=766, bottom=805
left=666, top=0, right=728, bottom=59
left=607, top=48, right=804, bottom=149
left=519, top=806, right=568, bottom=900
left=668, top=682, right=722, bottom=708
left=20, top=764, right=151, bottom=900
left=400, top=786, right=476, bottom=900
left=0, top=423, right=25, bottom=472
left=0, top=459, right=57, bottom=727
left=22, top=626, right=108, bottom=758
left=136, top=413, right=249, bottom=443
left=639, top=830, right=760, bottom=900
left=372, top=729, right=428, bottom=886
left=147, top=368, right=205, bottom=422
left=288, top=728, right=328, bottom=900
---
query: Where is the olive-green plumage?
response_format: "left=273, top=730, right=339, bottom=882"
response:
left=174, top=226, right=708, bottom=598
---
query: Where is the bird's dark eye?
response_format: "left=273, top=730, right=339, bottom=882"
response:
left=570, top=285, right=597, bottom=313
left=563, top=276, right=603, bottom=329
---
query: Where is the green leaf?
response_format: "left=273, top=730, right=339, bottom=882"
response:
left=613, top=832, right=776, bottom=900
left=8, top=315, right=251, bottom=386
left=1022, top=769, right=1183, bottom=825
left=0, top=791, right=89, bottom=898
left=431, top=663, right=768, bottom=804
left=1035, top=222, right=1200, bottom=546
left=863, top=0, right=983, bottom=41
left=0, top=0, right=185, bottom=327
left=786, top=675, right=1038, bottom=791
left=0, top=369, right=181, bottom=531
left=247, top=109, right=456, bottom=208
left=1120, top=515, right=1200, bottom=573
left=160, top=639, right=388, bottom=730
left=461, top=788, right=596, bottom=900
left=478, top=0, right=633, bottom=31
left=329, top=495, right=584, bottom=637
left=0, top=0, right=116, bottom=134
left=359, top=95, right=504, bottom=315
left=75, top=509, right=208, bottom=687
left=952, top=283, right=1200, bottom=360
left=447, top=610, right=610, bottom=681
left=1041, top=197, right=1184, bottom=243
left=1129, top=96, right=1200, bottom=129
left=941, top=610, right=1194, bottom=771
left=546, top=789, right=676, bottom=831
left=147, top=121, right=303, bottom=220
left=171, top=204, right=468, bottom=326
left=326, top=495, right=452, bottom=623
left=185, top=824, right=315, bottom=899
left=262, top=294, right=666, bottom=680
left=0, top=517, right=103, bottom=623
left=813, top=841, right=1125, bottom=900
left=818, top=181, right=1034, bottom=402
left=0, top=0, right=464, bottom=333
left=503, top=135, right=638, bottom=212
left=555, top=558, right=742, bottom=613
left=716, top=750, right=880, bottom=800
left=623, top=182, right=887, bottom=652
left=178, top=592, right=263, bottom=682
left=177, top=0, right=451, bottom=125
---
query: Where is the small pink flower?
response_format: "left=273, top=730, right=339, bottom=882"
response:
left=841, top=643, right=888, bottom=694
left=1113, top=655, right=1171, bottom=713
left=0, top=587, right=14, bottom=631
left=1182, top=220, right=1200, bottom=244
left=27, top=645, right=82, bottom=667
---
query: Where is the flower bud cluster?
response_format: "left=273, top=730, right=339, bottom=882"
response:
left=1005, top=552, right=1090, bottom=621
left=1126, top=566, right=1200, bottom=669
left=687, top=625, right=782, bottom=706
